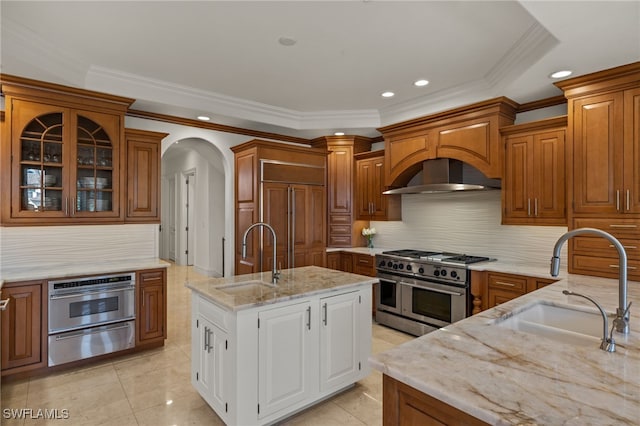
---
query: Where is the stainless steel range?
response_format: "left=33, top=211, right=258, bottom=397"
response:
left=375, top=249, right=492, bottom=336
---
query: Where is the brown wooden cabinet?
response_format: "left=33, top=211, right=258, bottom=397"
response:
left=125, top=129, right=167, bottom=222
left=355, top=151, right=401, bottom=221
left=311, top=136, right=372, bottom=247
left=353, top=253, right=376, bottom=277
left=383, top=374, right=489, bottom=426
left=136, top=268, right=167, bottom=346
left=231, top=140, right=327, bottom=274
left=0, top=76, right=134, bottom=225
left=501, top=117, right=567, bottom=225
left=555, top=62, right=640, bottom=281
left=473, top=271, right=558, bottom=312
left=1, top=280, right=46, bottom=376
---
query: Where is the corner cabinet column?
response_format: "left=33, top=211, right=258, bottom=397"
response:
left=310, top=136, right=372, bottom=247
left=125, top=129, right=168, bottom=223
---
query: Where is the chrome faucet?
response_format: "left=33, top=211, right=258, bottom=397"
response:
left=241, top=222, right=280, bottom=284
left=550, top=227, right=631, bottom=334
left=563, top=290, right=617, bottom=352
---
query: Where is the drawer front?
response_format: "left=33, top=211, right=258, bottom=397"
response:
left=330, top=214, right=352, bottom=225
left=487, top=273, right=527, bottom=293
left=329, top=235, right=351, bottom=247
left=571, top=254, right=640, bottom=281
left=353, top=254, right=375, bottom=277
left=572, top=236, right=640, bottom=259
left=573, top=218, right=640, bottom=238
left=330, top=224, right=352, bottom=235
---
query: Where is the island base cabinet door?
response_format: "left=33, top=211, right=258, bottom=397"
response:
left=192, top=315, right=228, bottom=419
left=258, top=301, right=317, bottom=420
left=320, top=291, right=361, bottom=392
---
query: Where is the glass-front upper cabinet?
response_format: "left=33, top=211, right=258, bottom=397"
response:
left=10, top=99, right=122, bottom=222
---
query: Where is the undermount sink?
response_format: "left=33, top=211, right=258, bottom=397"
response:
left=215, top=280, right=277, bottom=295
left=495, top=301, right=607, bottom=347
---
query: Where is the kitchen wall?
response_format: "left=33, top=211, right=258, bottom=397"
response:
left=371, top=190, right=568, bottom=268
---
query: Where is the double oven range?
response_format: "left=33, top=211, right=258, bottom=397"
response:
left=48, top=272, right=136, bottom=367
left=375, top=249, right=492, bottom=336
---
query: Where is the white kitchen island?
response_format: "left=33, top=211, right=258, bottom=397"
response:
left=186, top=266, right=375, bottom=426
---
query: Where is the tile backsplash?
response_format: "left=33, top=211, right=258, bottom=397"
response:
left=0, top=224, right=158, bottom=274
left=371, top=191, right=568, bottom=267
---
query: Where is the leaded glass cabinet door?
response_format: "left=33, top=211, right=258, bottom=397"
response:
left=11, top=100, right=69, bottom=218
left=71, top=110, right=121, bottom=218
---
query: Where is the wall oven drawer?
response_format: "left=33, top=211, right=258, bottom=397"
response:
left=48, top=320, right=135, bottom=367
left=49, top=274, right=135, bottom=333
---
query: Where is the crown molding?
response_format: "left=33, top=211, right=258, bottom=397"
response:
left=86, top=66, right=380, bottom=131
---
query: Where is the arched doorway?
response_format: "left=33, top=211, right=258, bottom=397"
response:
left=160, top=138, right=226, bottom=277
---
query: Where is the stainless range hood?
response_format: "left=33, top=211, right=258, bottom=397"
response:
left=382, top=158, right=501, bottom=195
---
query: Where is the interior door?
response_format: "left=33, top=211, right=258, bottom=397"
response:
left=168, top=175, right=176, bottom=261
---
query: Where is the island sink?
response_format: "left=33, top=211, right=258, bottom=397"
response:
left=495, top=301, right=606, bottom=347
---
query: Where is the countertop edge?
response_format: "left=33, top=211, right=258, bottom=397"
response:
left=0, top=258, right=171, bottom=282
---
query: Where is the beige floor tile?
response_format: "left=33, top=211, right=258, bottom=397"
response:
left=132, top=392, right=221, bottom=426
left=281, top=400, right=366, bottom=426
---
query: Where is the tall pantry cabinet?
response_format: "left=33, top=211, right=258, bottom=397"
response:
left=556, top=62, right=640, bottom=281
left=232, top=140, right=327, bottom=275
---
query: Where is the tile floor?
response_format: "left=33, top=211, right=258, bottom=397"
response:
left=1, top=263, right=414, bottom=425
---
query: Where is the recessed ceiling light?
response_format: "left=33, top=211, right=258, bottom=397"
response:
left=381, top=91, right=395, bottom=98
left=197, top=115, right=210, bottom=121
left=334, top=132, right=345, bottom=136
left=550, top=70, right=572, bottom=79
left=414, top=79, right=429, bottom=87
left=278, top=37, right=297, bottom=46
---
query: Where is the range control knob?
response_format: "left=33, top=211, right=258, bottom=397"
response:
left=434, top=270, right=440, bottom=277
left=379, top=260, right=386, bottom=267
left=406, top=265, right=412, bottom=271
left=398, top=263, right=404, bottom=270
left=441, top=269, right=448, bottom=277
left=387, top=261, right=393, bottom=267
left=418, top=267, right=424, bottom=274
left=451, top=270, right=458, bottom=279
left=393, top=263, right=398, bottom=269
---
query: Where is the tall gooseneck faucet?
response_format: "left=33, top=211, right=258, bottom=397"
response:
left=550, top=227, right=630, bottom=334
left=242, top=222, right=280, bottom=284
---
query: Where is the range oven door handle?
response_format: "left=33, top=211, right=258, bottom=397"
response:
left=399, top=281, right=464, bottom=297
left=50, top=286, right=135, bottom=300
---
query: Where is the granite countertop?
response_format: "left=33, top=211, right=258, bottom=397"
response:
left=370, top=273, right=640, bottom=425
left=186, top=265, right=377, bottom=311
left=0, top=258, right=170, bottom=282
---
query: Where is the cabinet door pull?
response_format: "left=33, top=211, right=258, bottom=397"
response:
left=495, top=281, right=516, bottom=287
left=323, top=303, right=328, bottom=325
left=609, top=224, right=637, bottom=229
left=610, top=244, right=637, bottom=250
left=616, top=190, right=620, bottom=212
left=626, top=189, right=630, bottom=211
left=306, top=306, right=311, bottom=330
left=527, top=199, right=531, bottom=217
left=534, top=198, right=538, bottom=217
left=609, top=265, right=637, bottom=270
left=64, top=197, right=69, bottom=216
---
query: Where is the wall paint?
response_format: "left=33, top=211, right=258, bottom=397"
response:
left=370, top=191, right=568, bottom=268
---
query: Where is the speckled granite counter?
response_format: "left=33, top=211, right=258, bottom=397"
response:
left=0, top=258, right=170, bottom=282
left=185, top=265, right=377, bottom=311
left=370, top=272, right=640, bottom=425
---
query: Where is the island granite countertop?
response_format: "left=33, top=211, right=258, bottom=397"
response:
left=370, top=273, right=640, bottom=425
left=185, top=265, right=377, bottom=311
